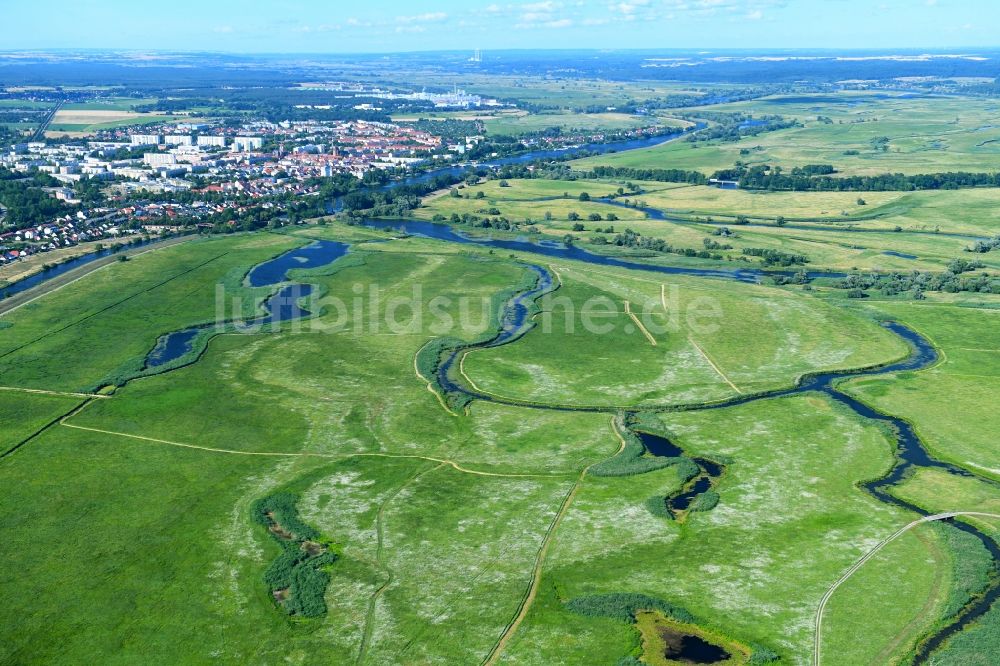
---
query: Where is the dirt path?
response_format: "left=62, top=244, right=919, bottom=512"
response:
left=624, top=300, right=657, bottom=346
left=688, top=335, right=742, bottom=394
left=58, top=408, right=565, bottom=478
left=0, top=385, right=108, bottom=399
left=814, top=511, right=1000, bottom=666
left=483, top=416, right=626, bottom=665
left=356, top=462, right=444, bottom=665
left=0, top=234, right=195, bottom=317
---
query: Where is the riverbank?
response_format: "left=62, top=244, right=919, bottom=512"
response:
left=0, top=234, right=196, bottom=316
left=0, top=236, right=146, bottom=287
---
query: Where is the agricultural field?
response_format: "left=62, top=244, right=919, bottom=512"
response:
left=46, top=108, right=181, bottom=135
left=573, top=92, right=1000, bottom=177
left=415, top=178, right=1000, bottom=272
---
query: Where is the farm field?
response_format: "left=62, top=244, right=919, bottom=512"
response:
left=415, top=178, right=1000, bottom=272
left=572, top=92, right=1000, bottom=176
left=47, top=108, right=181, bottom=134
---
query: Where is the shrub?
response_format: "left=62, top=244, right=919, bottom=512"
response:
left=645, top=495, right=673, bottom=519
left=688, top=490, right=720, bottom=512
left=252, top=492, right=337, bottom=618
left=749, top=643, right=781, bottom=664
left=588, top=416, right=681, bottom=477
left=565, top=593, right=695, bottom=624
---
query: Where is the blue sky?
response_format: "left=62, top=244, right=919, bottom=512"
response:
left=4, top=0, right=998, bottom=52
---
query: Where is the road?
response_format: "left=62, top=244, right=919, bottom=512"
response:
left=30, top=100, right=63, bottom=141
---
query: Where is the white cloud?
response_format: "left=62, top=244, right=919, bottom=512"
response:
left=396, top=12, right=448, bottom=24
left=609, top=0, right=650, bottom=16
left=522, top=1, right=561, bottom=10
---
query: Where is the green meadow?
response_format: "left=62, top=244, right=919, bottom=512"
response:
left=462, top=261, right=905, bottom=407
left=1, top=173, right=999, bottom=666
left=842, top=302, right=1000, bottom=476
left=415, top=178, right=1000, bottom=273
left=573, top=91, right=1000, bottom=177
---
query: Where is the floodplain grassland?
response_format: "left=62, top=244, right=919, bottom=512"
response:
left=0, top=236, right=624, bottom=664
left=0, top=233, right=301, bottom=392
left=0, top=390, right=84, bottom=454
left=414, top=178, right=661, bottom=225
left=462, top=260, right=907, bottom=407
left=841, top=302, right=1000, bottom=476
left=884, top=469, right=1000, bottom=665
left=1, top=217, right=998, bottom=665
left=500, top=395, right=941, bottom=663
left=415, top=178, right=1000, bottom=273
left=572, top=91, right=1000, bottom=176
left=821, top=520, right=993, bottom=665
left=0, top=423, right=335, bottom=665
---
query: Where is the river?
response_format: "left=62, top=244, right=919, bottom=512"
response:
left=10, top=119, right=997, bottom=661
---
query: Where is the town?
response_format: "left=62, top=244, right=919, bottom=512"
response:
left=0, top=95, right=673, bottom=276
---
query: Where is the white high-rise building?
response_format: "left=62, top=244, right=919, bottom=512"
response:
left=144, top=153, right=177, bottom=167
left=131, top=134, right=161, bottom=146
left=197, top=135, right=227, bottom=147
left=232, top=136, right=264, bottom=151
left=165, top=135, right=194, bottom=146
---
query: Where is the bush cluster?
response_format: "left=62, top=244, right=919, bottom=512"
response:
left=252, top=492, right=338, bottom=618
left=565, top=593, right=695, bottom=624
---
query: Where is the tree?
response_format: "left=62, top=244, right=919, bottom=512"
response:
left=572, top=223, right=585, bottom=231
left=499, top=180, right=510, bottom=187
left=775, top=216, right=786, bottom=227
left=578, top=192, right=591, bottom=201
left=567, top=211, right=581, bottom=221
left=588, top=213, right=602, bottom=222
left=857, top=197, right=866, bottom=206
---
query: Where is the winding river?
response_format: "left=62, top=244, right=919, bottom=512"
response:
left=9, top=122, right=993, bottom=661
left=144, top=240, right=348, bottom=367
left=127, top=221, right=1000, bottom=660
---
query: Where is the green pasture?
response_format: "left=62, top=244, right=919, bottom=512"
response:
left=842, top=302, right=1000, bottom=476
left=574, top=91, right=1000, bottom=176
left=463, top=260, right=907, bottom=407
left=0, top=222, right=997, bottom=664
left=502, top=394, right=938, bottom=662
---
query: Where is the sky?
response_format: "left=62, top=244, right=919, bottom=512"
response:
left=3, top=0, right=998, bottom=53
